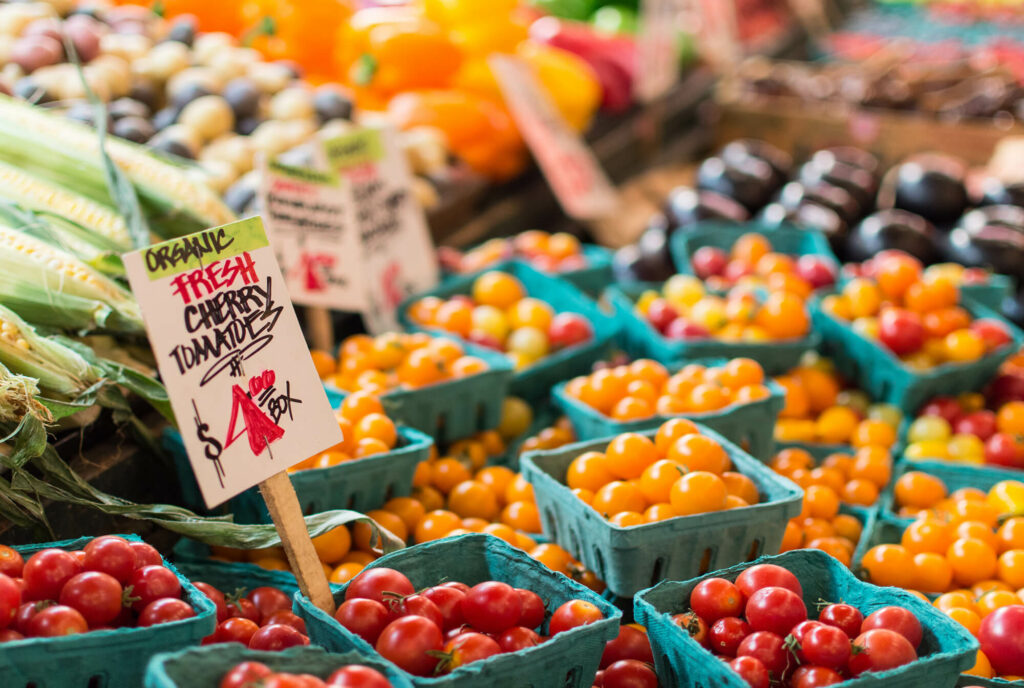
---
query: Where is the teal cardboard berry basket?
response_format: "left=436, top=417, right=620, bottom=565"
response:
left=145, top=644, right=412, bottom=688
left=960, top=274, right=1014, bottom=313
left=605, top=282, right=820, bottom=375
left=398, top=261, right=619, bottom=402
left=164, top=425, right=433, bottom=523
left=323, top=337, right=514, bottom=446
left=1, top=535, right=216, bottom=688
left=519, top=424, right=804, bottom=598
left=441, top=243, right=613, bottom=296
left=293, top=533, right=621, bottom=688
left=552, top=359, right=785, bottom=461
left=635, top=549, right=978, bottom=688
left=670, top=222, right=838, bottom=285
left=811, top=295, right=1023, bottom=414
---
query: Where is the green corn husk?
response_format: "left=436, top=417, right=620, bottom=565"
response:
left=0, top=361, right=50, bottom=425
left=0, top=304, right=97, bottom=397
left=0, top=95, right=236, bottom=239
left=0, top=225, right=142, bottom=332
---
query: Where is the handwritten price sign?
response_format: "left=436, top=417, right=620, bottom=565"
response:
left=124, top=218, right=343, bottom=508
left=636, top=0, right=684, bottom=102
left=490, top=55, right=619, bottom=222
left=260, top=159, right=364, bottom=312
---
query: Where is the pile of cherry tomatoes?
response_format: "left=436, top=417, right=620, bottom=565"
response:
left=196, top=582, right=310, bottom=652
left=218, top=661, right=393, bottom=688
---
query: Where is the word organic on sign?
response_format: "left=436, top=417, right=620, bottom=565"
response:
left=124, top=218, right=343, bottom=507
left=259, top=158, right=364, bottom=312
left=322, top=126, right=439, bottom=333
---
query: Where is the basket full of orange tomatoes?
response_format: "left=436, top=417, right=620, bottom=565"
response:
left=519, top=419, right=803, bottom=597
left=552, top=357, right=784, bottom=460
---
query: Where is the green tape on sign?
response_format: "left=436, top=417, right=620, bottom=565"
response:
left=324, top=129, right=385, bottom=169
left=142, top=217, right=270, bottom=280
left=268, top=160, right=339, bottom=186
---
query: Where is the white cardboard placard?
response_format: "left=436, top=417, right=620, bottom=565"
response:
left=259, top=158, right=364, bottom=312
left=321, top=126, right=439, bottom=333
left=636, top=0, right=684, bottom=102
left=489, top=54, right=619, bottom=221
left=123, top=217, right=343, bottom=508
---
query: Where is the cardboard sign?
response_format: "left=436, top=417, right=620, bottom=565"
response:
left=636, top=0, right=684, bottom=102
left=321, top=126, right=439, bottom=333
left=489, top=54, right=619, bottom=221
left=123, top=218, right=343, bottom=508
left=259, top=158, right=364, bottom=312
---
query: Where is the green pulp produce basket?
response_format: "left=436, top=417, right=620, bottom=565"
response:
left=398, top=261, right=619, bottom=402
left=635, top=549, right=978, bottom=688
left=552, top=360, right=785, bottom=461
left=670, top=223, right=839, bottom=284
left=441, top=244, right=613, bottom=297
left=1, top=535, right=216, bottom=688
left=294, top=533, right=621, bottom=688
left=164, top=425, right=433, bottom=523
left=960, top=274, right=1014, bottom=314
left=811, top=295, right=1023, bottom=414
left=519, top=424, right=804, bottom=598
left=145, top=644, right=412, bottom=688
left=605, top=282, right=820, bottom=375
left=323, top=338, right=514, bottom=445
left=173, top=556, right=340, bottom=598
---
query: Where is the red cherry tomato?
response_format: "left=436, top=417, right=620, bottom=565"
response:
left=672, top=611, right=708, bottom=646
left=737, top=631, right=791, bottom=678
left=247, top=586, right=292, bottom=625
left=227, top=596, right=260, bottom=623
left=818, top=603, right=863, bottom=639
left=515, top=589, right=545, bottom=629
left=548, top=313, right=593, bottom=350
left=128, top=541, right=162, bottom=568
left=861, top=606, right=922, bottom=649
left=375, top=616, right=443, bottom=677
left=548, top=599, right=603, bottom=635
left=789, top=620, right=822, bottom=645
left=385, top=593, right=443, bottom=628
left=735, top=565, right=802, bottom=598
left=978, top=604, right=1024, bottom=676
left=744, top=587, right=807, bottom=637
left=496, top=625, right=542, bottom=652
left=22, top=549, right=80, bottom=602
left=600, top=625, right=653, bottom=667
left=26, top=604, right=87, bottom=637
left=709, top=616, right=751, bottom=657
left=848, top=629, right=917, bottom=676
left=0, top=629, right=23, bottom=641
left=325, top=665, right=392, bottom=688
left=460, top=582, right=521, bottom=634
left=0, top=573, right=21, bottom=629
left=139, top=598, right=196, bottom=626
left=219, top=661, right=272, bottom=688
left=335, top=598, right=389, bottom=645
left=728, top=656, right=770, bottom=688
left=211, top=617, right=260, bottom=645
left=82, top=537, right=137, bottom=584
left=421, top=586, right=465, bottom=630
left=248, top=623, right=310, bottom=651
left=0, top=546, right=23, bottom=578
left=59, top=571, right=122, bottom=627
left=799, top=624, right=851, bottom=671
left=439, top=581, right=470, bottom=594
left=790, top=665, right=843, bottom=688
left=193, top=582, right=229, bottom=623
left=439, top=632, right=501, bottom=673
left=345, top=568, right=414, bottom=605
left=878, top=308, right=924, bottom=355
left=602, top=659, right=657, bottom=688
left=129, top=565, right=181, bottom=612
left=690, top=578, right=745, bottom=623
left=265, top=610, right=307, bottom=634
left=14, top=601, right=46, bottom=633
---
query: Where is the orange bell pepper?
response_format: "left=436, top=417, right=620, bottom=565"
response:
left=240, top=0, right=353, bottom=83
left=335, top=8, right=463, bottom=100
left=159, top=0, right=245, bottom=34
left=388, top=90, right=526, bottom=181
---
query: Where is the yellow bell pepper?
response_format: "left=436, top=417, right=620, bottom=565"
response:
left=516, top=42, right=601, bottom=133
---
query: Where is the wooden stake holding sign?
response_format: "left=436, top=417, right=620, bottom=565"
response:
left=122, top=218, right=343, bottom=614
left=490, top=54, right=619, bottom=222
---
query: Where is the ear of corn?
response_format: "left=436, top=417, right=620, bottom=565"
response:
left=0, top=95, right=236, bottom=238
left=0, top=225, right=142, bottom=332
left=0, top=360, right=49, bottom=425
left=0, top=304, right=96, bottom=397
left=0, top=162, right=132, bottom=250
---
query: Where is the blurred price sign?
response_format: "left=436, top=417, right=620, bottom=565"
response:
left=490, top=54, right=619, bottom=221
left=787, top=0, right=830, bottom=37
left=696, top=0, right=741, bottom=71
left=322, top=126, right=439, bottom=333
left=636, top=0, right=685, bottom=102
